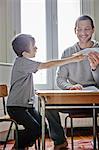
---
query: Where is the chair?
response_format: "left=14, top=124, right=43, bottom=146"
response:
left=0, top=84, right=40, bottom=150
left=0, top=84, right=18, bottom=150
left=65, top=108, right=98, bottom=150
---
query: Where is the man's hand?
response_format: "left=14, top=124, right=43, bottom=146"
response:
left=69, top=84, right=83, bottom=90
left=88, top=51, right=99, bottom=70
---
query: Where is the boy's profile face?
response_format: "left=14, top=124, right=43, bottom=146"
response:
left=22, top=40, right=37, bottom=58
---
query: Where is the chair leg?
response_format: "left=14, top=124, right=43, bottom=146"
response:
left=3, top=97, right=6, bottom=115
left=65, top=115, right=69, bottom=136
left=35, top=141, right=37, bottom=150
left=97, top=133, right=99, bottom=150
left=3, top=120, right=18, bottom=150
left=65, top=115, right=74, bottom=150
left=95, top=114, right=99, bottom=150
left=70, top=117, right=74, bottom=150
left=34, top=138, right=40, bottom=150
left=3, top=121, right=13, bottom=150
left=14, top=121, right=18, bottom=150
left=38, top=138, right=40, bottom=150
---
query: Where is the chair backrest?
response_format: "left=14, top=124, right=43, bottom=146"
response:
left=0, top=84, right=8, bottom=97
left=0, top=84, right=8, bottom=115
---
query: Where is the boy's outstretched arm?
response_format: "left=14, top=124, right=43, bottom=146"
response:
left=38, top=54, right=84, bottom=70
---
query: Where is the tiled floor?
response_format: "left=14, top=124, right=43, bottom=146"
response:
left=0, top=136, right=97, bottom=150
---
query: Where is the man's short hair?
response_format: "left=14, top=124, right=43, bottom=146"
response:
left=75, top=15, right=95, bottom=29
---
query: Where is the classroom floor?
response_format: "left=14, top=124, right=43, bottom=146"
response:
left=0, top=136, right=98, bottom=150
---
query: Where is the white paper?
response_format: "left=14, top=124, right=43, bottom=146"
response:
left=73, top=48, right=99, bottom=56
left=82, top=86, right=99, bottom=91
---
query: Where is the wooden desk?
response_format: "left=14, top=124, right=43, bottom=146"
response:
left=36, top=90, right=99, bottom=150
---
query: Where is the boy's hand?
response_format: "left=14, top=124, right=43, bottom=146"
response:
left=72, top=54, right=85, bottom=62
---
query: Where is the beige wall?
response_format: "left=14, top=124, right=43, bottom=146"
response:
left=94, top=0, right=99, bottom=41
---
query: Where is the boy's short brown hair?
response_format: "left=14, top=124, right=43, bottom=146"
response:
left=12, top=34, right=35, bottom=57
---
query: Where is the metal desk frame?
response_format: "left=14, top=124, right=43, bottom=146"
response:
left=36, top=90, right=99, bottom=150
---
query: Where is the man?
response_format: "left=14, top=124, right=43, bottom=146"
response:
left=56, top=15, right=99, bottom=90
left=46, top=15, right=99, bottom=150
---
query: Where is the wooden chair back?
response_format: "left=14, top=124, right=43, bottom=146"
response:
left=0, top=84, right=8, bottom=115
left=0, top=84, right=8, bottom=97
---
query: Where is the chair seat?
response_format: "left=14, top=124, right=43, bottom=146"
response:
left=0, top=114, right=10, bottom=120
left=65, top=110, right=98, bottom=150
left=69, top=114, right=92, bottom=118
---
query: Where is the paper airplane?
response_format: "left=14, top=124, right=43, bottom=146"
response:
left=73, top=48, right=99, bottom=56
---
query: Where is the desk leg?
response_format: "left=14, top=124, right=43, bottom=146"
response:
left=38, top=97, right=41, bottom=150
left=41, top=97, right=45, bottom=150
left=93, top=104, right=96, bottom=150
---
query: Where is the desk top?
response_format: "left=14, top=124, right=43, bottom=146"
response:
left=36, top=89, right=99, bottom=95
left=36, top=90, right=99, bottom=104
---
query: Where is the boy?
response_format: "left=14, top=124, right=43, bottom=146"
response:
left=7, top=34, right=84, bottom=150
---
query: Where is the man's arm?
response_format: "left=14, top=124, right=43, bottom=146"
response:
left=56, top=66, right=83, bottom=90
left=56, top=50, right=83, bottom=90
left=56, top=65, right=73, bottom=90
